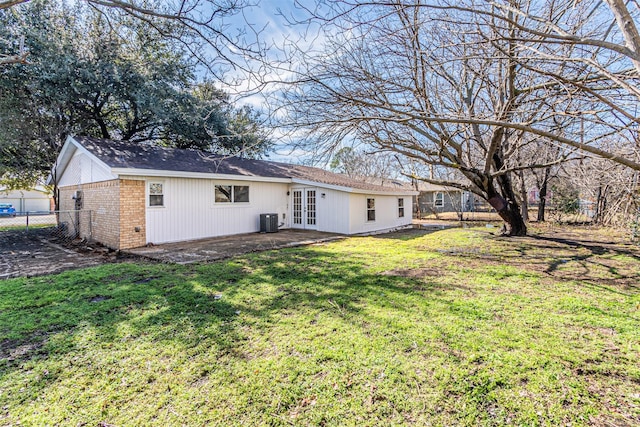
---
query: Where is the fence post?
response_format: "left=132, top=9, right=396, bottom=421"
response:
left=26, top=211, right=29, bottom=232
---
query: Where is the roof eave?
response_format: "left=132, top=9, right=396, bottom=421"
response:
left=291, top=178, right=418, bottom=195
left=111, top=169, right=417, bottom=194
left=112, top=168, right=292, bottom=184
left=47, top=136, right=76, bottom=185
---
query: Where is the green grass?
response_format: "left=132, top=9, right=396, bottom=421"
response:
left=1, top=227, right=639, bottom=426
left=0, top=224, right=53, bottom=232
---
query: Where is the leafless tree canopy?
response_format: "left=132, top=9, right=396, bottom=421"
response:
left=271, top=0, right=640, bottom=234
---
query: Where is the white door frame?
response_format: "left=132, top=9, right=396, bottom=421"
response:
left=291, top=187, right=318, bottom=230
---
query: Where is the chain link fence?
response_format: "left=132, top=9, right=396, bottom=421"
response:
left=543, top=200, right=596, bottom=224
left=0, top=210, right=92, bottom=243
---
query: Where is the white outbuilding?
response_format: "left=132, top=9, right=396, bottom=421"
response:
left=0, top=185, right=53, bottom=213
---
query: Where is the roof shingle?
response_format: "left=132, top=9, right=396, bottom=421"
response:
left=75, top=136, right=414, bottom=194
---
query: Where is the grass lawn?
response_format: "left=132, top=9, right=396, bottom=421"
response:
left=1, top=226, right=638, bottom=426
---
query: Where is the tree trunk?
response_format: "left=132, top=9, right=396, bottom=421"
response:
left=518, top=170, right=528, bottom=222
left=537, top=167, right=550, bottom=222
left=498, top=204, right=528, bottom=236
left=595, top=185, right=608, bottom=224
left=489, top=147, right=527, bottom=236
left=594, top=186, right=602, bottom=223
left=413, top=179, right=422, bottom=219
left=460, top=167, right=527, bottom=236
left=487, top=192, right=527, bottom=236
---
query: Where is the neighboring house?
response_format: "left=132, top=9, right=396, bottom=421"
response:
left=527, top=189, right=554, bottom=206
left=0, top=185, right=53, bottom=213
left=414, top=182, right=489, bottom=217
left=49, top=136, right=417, bottom=250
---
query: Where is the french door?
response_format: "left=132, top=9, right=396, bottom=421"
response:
left=292, top=188, right=317, bottom=230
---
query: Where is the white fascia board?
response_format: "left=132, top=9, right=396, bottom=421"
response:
left=49, top=136, right=118, bottom=184
left=47, top=137, right=76, bottom=184
left=351, top=188, right=419, bottom=196
left=291, top=178, right=418, bottom=196
left=290, top=179, right=354, bottom=193
left=112, top=168, right=292, bottom=184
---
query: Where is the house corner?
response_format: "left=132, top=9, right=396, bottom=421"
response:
left=119, top=179, right=146, bottom=249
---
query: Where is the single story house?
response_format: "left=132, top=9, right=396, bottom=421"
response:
left=0, top=185, right=54, bottom=213
left=527, top=188, right=554, bottom=206
left=50, top=136, right=417, bottom=250
left=415, top=182, right=490, bottom=217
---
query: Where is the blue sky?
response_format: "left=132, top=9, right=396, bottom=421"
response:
left=212, top=0, right=327, bottom=163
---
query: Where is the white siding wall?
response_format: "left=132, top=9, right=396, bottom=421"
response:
left=349, top=194, right=413, bottom=234
left=314, top=188, right=351, bottom=234
left=57, top=151, right=115, bottom=187
left=290, top=187, right=414, bottom=235
left=146, top=177, right=290, bottom=244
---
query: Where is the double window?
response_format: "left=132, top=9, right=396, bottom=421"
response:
left=148, top=182, right=250, bottom=207
left=367, top=198, right=376, bottom=221
left=215, top=185, right=250, bottom=203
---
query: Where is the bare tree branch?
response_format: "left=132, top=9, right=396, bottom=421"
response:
left=0, top=0, right=28, bottom=9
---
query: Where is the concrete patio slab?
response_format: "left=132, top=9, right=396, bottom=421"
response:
left=124, top=230, right=345, bottom=264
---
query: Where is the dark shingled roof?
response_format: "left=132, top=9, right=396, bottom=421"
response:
left=74, top=136, right=413, bottom=194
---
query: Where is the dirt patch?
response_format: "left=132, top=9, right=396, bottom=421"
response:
left=505, top=230, right=640, bottom=290
left=89, top=295, right=112, bottom=303
left=382, top=267, right=446, bottom=279
left=438, top=225, right=640, bottom=292
left=381, top=266, right=476, bottom=292
left=0, top=331, right=51, bottom=362
left=0, top=229, right=129, bottom=279
left=384, top=225, right=640, bottom=295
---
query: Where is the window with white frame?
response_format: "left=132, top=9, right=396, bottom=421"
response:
left=215, top=185, right=250, bottom=203
left=398, top=198, right=405, bottom=217
left=234, top=185, right=249, bottom=202
left=148, top=182, right=164, bottom=207
left=367, top=198, right=376, bottom=221
left=435, top=192, right=444, bottom=207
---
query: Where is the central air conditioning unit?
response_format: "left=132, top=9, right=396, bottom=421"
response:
left=259, top=213, right=279, bottom=233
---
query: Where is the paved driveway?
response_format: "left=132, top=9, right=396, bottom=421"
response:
left=125, top=229, right=345, bottom=264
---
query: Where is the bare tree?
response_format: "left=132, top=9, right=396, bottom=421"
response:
left=564, top=142, right=639, bottom=227
left=278, top=1, right=610, bottom=235
left=417, top=1, right=640, bottom=163
left=330, top=146, right=401, bottom=179
left=269, top=0, right=640, bottom=235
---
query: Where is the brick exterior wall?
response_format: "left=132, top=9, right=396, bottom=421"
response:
left=58, top=179, right=146, bottom=250
left=119, top=179, right=146, bottom=249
